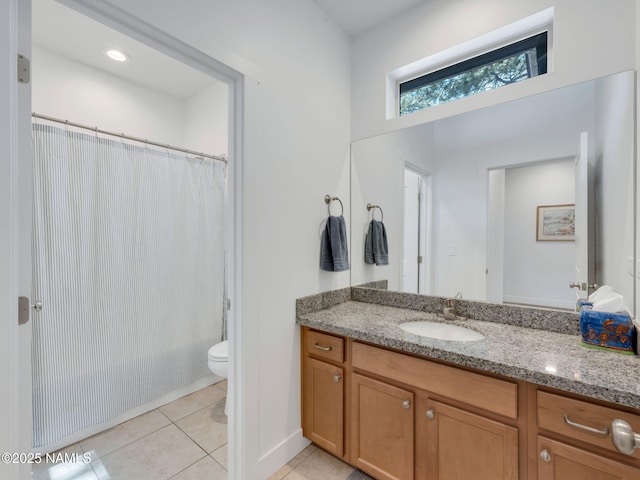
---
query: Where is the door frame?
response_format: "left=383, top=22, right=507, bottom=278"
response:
left=2, top=0, right=32, bottom=478
left=404, top=164, right=432, bottom=295
left=7, top=1, right=247, bottom=478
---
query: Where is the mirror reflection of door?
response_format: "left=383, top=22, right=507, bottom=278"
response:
left=574, top=131, right=592, bottom=300
left=488, top=157, right=578, bottom=310
left=403, top=169, right=429, bottom=294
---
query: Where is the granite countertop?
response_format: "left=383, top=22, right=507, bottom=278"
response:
left=296, top=298, right=640, bottom=410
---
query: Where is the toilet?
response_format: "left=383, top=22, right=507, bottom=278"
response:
left=208, top=340, right=229, bottom=415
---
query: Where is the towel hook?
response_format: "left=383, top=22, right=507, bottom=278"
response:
left=324, top=195, right=344, bottom=216
left=367, top=203, right=384, bottom=222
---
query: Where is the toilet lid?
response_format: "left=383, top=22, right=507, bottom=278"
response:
left=208, top=340, right=228, bottom=361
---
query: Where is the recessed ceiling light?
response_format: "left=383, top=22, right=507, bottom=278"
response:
left=105, top=49, right=129, bottom=62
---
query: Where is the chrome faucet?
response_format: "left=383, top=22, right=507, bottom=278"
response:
left=443, top=298, right=458, bottom=320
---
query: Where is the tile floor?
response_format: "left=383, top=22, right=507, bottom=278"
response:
left=32, top=381, right=228, bottom=480
left=31, top=381, right=372, bottom=480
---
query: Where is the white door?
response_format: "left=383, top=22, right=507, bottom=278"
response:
left=403, top=170, right=420, bottom=293
left=573, top=131, right=590, bottom=299
left=486, top=168, right=506, bottom=304
left=403, top=169, right=429, bottom=294
left=1, top=1, right=33, bottom=479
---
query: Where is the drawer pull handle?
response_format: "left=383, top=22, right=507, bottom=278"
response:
left=333, top=375, right=341, bottom=383
left=563, top=414, right=609, bottom=436
left=539, top=450, right=552, bottom=462
left=402, top=400, right=411, bottom=409
left=314, top=343, right=332, bottom=352
left=426, top=409, right=434, bottom=419
left=611, top=419, right=640, bottom=455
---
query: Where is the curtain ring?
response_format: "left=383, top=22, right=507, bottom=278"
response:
left=324, top=195, right=344, bottom=216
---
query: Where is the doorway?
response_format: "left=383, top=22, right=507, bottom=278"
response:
left=24, top=0, right=243, bottom=478
left=487, top=158, right=577, bottom=309
left=403, top=168, right=430, bottom=294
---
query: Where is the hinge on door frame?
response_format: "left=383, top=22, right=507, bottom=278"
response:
left=18, top=54, right=30, bottom=84
left=417, top=256, right=423, bottom=264
left=18, top=296, right=30, bottom=325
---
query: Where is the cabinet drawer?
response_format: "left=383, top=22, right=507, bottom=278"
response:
left=352, top=342, right=517, bottom=419
left=305, top=329, right=344, bottom=363
left=537, top=391, right=640, bottom=461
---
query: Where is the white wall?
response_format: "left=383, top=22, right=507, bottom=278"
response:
left=184, top=82, right=228, bottom=156
left=351, top=133, right=405, bottom=289
left=503, top=160, right=575, bottom=309
left=32, top=46, right=187, bottom=146
left=351, top=123, right=433, bottom=290
left=594, top=72, right=636, bottom=310
left=80, top=1, right=352, bottom=478
left=32, top=46, right=229, bottom=157
left=352, top=0, right=635, bottom=140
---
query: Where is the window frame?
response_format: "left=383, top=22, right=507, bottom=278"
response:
left=398, top=31, right=548, bottom=116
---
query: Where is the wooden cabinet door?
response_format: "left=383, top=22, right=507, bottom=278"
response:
left=537, top=436, right=639, bottom=479
left=303, top=357, right=344, bottom=456
left=426, top=400, right=518, bottom=479
left=351, top=373, right=414, bottom=480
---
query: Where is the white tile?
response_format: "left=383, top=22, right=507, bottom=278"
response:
left=211, top=444, right=228, bottom=470
left=159, top=385, right=226, bottom=422
left=80, top=409, right=171, bottom=457
left=95, top=424, right=206, bottom=480
left=284, top=449, right=355, bottom=480
left=170, top=455, right=227, bottom=480
left=32, top=444, right=98, bottom=480
left=175, top=399, right=227, bottom=453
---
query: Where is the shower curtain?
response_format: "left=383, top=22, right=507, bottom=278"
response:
left=31, top=123, right=226, bottom=449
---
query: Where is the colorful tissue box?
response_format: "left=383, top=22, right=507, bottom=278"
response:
left=580, top=307, right=636, bottom=354
left=575, top=298, right=593, bottom=312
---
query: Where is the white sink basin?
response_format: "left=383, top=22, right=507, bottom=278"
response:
left=398, top=321, right=484, bottom=342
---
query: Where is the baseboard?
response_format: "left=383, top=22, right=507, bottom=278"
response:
left=503, top=295, right=574, bottom=311
left=257, top=428, right=311, bottom=480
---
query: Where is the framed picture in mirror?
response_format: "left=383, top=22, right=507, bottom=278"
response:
left=536, top=204, right=575, bottom=241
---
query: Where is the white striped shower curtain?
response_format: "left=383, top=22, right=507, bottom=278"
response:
left=31, top=123, right=226, bottom=449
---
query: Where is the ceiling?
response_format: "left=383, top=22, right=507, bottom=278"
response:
left=313, top=0, right=427, bottom=37
left=32, top=0, right=216, bottom=99
left=32, top=0, right=425, bottom=99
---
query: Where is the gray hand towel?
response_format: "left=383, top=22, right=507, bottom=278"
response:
left=364, top=220, right=388, bottom=266
left=320, top=215, right=350, bottom=272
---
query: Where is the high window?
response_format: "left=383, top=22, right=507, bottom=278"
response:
left=399, top=32, right=548, bottom=116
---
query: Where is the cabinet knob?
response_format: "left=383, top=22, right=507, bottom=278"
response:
left=539, top=450, right=552, bottom=462
left=425, top=409, right=434, bottom=419
left=333, top=375, right=341, bottom=383
left=402, top=400, right=411, bottom=409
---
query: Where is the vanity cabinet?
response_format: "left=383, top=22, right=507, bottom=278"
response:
left=302, top=329, right=346, bottom=458
left=300, top=326, right=640, bottom=479
left=350, top=373, right=414, bottom=480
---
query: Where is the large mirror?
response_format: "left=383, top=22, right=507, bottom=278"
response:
left=351, top=70, right=636, bottom=314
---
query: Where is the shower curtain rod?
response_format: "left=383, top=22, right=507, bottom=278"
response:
left=32, top=112, right=227, bottom=163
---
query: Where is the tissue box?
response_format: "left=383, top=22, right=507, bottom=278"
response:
left=575, top=298, right=593, bottom=312
left=580, top=307, right=636, bottom=354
